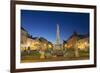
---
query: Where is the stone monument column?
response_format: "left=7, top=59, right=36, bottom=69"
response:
left=56, top=24, right=60, bottom=45
left=55, top=24, right=61, bottom=50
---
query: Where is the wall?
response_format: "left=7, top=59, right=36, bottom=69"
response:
left=0, top=0, right=100, bottom=73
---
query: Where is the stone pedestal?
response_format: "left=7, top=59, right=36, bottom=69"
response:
left=54, top=44, right=62, bottom=50
left=75, top=48, right=79, bottom=57
left=39, top=51, right=45, bottom=59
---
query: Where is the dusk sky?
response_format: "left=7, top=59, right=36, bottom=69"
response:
left=21, top=10, right=89, bottom=43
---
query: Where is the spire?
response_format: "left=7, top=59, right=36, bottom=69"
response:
left=56, top=24, right=60, bottom=44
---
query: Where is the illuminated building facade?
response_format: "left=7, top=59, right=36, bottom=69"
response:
left=21, top=27, right=53, bottom=52
left=63, top=32, right=89, bottom=51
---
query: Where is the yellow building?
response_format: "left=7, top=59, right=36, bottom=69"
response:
left=76, top=38, right=89, bottom=51
left=21, top=27, right=28, bottom=51
left=48, top=42, right=53, bottom=49
left=64, top=32, right=78, bottom=49
left=21, top=27, right=53, bottom=51
left=63, top=32, right=89, bottom=51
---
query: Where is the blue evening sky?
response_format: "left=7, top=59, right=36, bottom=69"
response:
left=21, top=10, right=89, bottom=44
